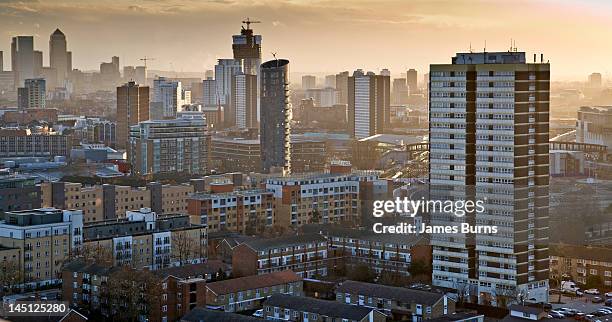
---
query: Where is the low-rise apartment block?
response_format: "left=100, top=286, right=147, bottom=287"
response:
left=62, top=260, right=226, bottom=322
left=231, top=234, right=330, bottom=278
left=0, top=173, right=41, bottom=213
left=0, top=127, right=72, bottom=157
left=312, top=225, right=431, bottom=277
left=0, top=208, right=83, bottom=288
left=263, top=294, right=387, bottom=322
left=205, top=270, right=303, bottom=313
left=336, top=280, right=455, bottom=320
left=41, top=181, right=198, bottom=223
left=265, top=173, right=361, bottom=227
left=187, top=188, right=274, bottom=234
left=82, top=208, right=207, bottom=270
left=549, top=244, right=612, bottom=288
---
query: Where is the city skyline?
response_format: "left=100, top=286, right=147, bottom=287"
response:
left=0, top=0, right=611, bottom=80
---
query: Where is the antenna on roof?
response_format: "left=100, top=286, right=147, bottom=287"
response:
left=469, top=42, right=473, bottom=53
left=484, top=40, right=487, bottom=53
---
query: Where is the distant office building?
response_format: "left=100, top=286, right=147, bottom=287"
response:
left=116, top=81, right=149, bottom=149
left=11, top=36, right=34, bottom=88
left=205, top=69, right=214, bottom=79
left=152, top=77, right=182, bottom=119
left=202, top=77, right=217, bottom=106
left=260, top=59, right=292, bottom=174
left=123, top=66, right=136, bottom=81
left=301, top=75, right=316, bottom=89
left=429, top=51, right=550, bottom=305
left=0, top=70, right=15, bottom=95
left=407, top=68, right=418, bottom=93
left=392, top=78, right=409, bottom=105
left=588, top=73, right=602, bottom=89
left=135, top=66, right=146, bottom=85
left=380, top=68, right=391, bottom=76
left=33, top=50, right=43, bottom=77
left=576, top=106, right=612, bottom=151
left=348, top=69, right=391, bottom=139
left=49, top=28, right=70, bottom=86
left=231, top=73, right=258, bottom=128
left=99, top=56, right=120, bottom=88
left=18, top=78, right=46, bottom=109
left=0, top=208, right=83, bottom=288
left=325, top=74, right=336, bottom=88
left=336, top=71, right=349, bottom=105
left=305, top=87, right=339, bottom=107
left=128, top=113, right=211, bottom=176
left=215, top=59, right=242, bottom=106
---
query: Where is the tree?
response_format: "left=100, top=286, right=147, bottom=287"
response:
left=550, top=251, right=572, bottom=303
left=106, top=267, right=162, bottom=322
left=172, top=231, right=200, bottom=266
left=495, top=287, right=523, bottom=307
left=74, top=243, right=113, bottom=266
left=348, top=264, right=376, bottom=283
left=0, top=259, right=22, bottom=295
left=586, top=275, right=603, bottom=289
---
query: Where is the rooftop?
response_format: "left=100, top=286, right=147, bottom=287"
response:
left=181, top=308, right=261, bottom=322
left=550, top=243, right=612, bottom=263
left=206, top=270, right=301, bottom=295
left=264, top=294, right=377, bottom=320
left=240, top=233, right=327, bottom=252
left=337, top=280, right=446, bottom=306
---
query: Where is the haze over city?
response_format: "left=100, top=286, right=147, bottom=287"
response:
left=1, top=0, right=611, bottom=80
left=1, top=1, right=612, bottom=322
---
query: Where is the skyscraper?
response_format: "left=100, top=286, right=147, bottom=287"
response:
left=407, top=68, right=418, bottom=94
left=301, top=75, right=316, bottom=90
left=231, top=73, right=258, bottom=129
left=11, top=36, right=34, bottom=88
left=347, top=70, right=390, bottom=139
left=429, top=51, right=550, bottom=305
left=392, top=78, right=408, bottom=105
left=49, top=28, right=69, bottom=86
left=202, top=77, right=217, bottom=106
left=587, top=72, right=602, bottom=88
left=324, top=74, right=336, bottom=88
left=335, top=71, right=349, bottom=105
left=33, top=51, right=43, bottom=77
left=135, top=66, right=146, bottom=85
left=18, top=78, right=46, bottom=109
left=260, top=59, right=291, bottom=174
left=116, top=81, right=149, bottom=149
left=152, top=77, right=182, bottom=119
left=232, top=21, right=262, bottom=76
left=215, top=59, right=243, bottom=124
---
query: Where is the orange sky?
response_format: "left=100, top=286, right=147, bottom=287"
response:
left=1, top=0, right=611, bottom=81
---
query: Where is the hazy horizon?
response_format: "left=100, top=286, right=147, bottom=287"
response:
left=1, top=0, right=611, bottom=81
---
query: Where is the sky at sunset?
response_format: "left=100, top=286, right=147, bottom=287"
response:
left=1, top=0, right=611, bottom=81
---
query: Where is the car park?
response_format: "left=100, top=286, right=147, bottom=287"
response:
left=550, top=311, right=566, bottom=319
left=592, top=297, right=605, bottom=304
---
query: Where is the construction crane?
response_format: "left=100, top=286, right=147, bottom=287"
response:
left=242, top=17, right=261, bottom=30
left=139, top=56, right=155, bottom=68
